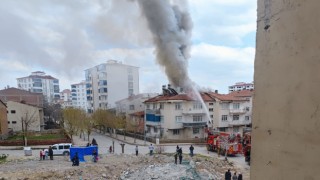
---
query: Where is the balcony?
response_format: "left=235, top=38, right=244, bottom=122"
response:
left=182, top=108, right=206, bottom=115
left=228, top=120, right=250, bottom=126
left=182, top=121, right=207, bottom=127
left=146, top=109, right=160, bottom=115
left=229, top=108, right=246, bottom=114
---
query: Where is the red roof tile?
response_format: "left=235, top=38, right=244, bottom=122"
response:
left=144, top=92, right=214, bottom=103
left=0, top=88, right=44, bottom=107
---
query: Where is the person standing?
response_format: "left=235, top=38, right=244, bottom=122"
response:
left=225, top=169, right=231, bottom=180
left=174, top=153, right=178, bottom=164
left=109, top=146, right=113, bottom=153
left=39, top=149, right=43, bottom=161
left=232, top=172, right=238, bottom=180
left=238, top=173, right=243, bottom=180
left=149, top=144, right=154, bottom=156
left=92, top=149, right=98, bottom=162
left=42, top=149, right=46, bottom=160
left=135, top=146, right=139, bottom=156
left=178, top=147, right=183, bottom=164
left=48, top=146, right=53, bottom=160
left=72, top=152, right=79, bottom=166
left=189, top=145, right=194, bottom=157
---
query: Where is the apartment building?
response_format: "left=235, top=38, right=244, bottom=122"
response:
left=85, top=60, right=139, bottom=112
left=0, top=87, right=44, bottom=107
left=17, top=71, right=60, bottom=103
left=0, top=99, right=8, bottom=139
left=228, top=82, right=254, bottom=93
left=7, top=101, right=44, bottom=132
left=71, top=81, right=87, bottom=111
left=58, top=89, right=72, bottom=108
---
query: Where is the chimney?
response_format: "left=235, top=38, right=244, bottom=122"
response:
left=215, top=90, right=218, bottom=93
left=162, top=85, right=167, bottom=96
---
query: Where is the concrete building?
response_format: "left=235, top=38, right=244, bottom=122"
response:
left=0, top=99, right=9, bottom=140
left=59, top=89, right=72, bottom=108
left=7, top=101, right=44, bottom=132
left=71, top=81, right=87, bottom=111
left=17, top=71, right=60, bottom=103
left=0, top=87, right=44, bottom=107
left=85, top=60, right=139, bottom=112
left=252, top=1, right=320, bottom=179
left=228, top=82, right=254, bottom=93
left=144, top=86, right=214, bottom=140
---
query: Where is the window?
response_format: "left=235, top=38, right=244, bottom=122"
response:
left=173, top=129, right=180, bottom=135
left=221, top=103, right=229, bottom=109
left=11, top=110, right=16, bottom=114
left=128, top=82, right=133, bottom=88
left=210, top=115, right=213, bottom=118
left=8, top=121, right=10, bottom=124
left=52, top=146, right=57, bottom=150
left=209, top=108, right=213, bottom=112
left=153, top=103, right=157, bottom=109
left=147, top=126, right=151, bottom=133
left=146, top=104, right=150, bottom=109
left=160, top=103, right=164, bottom=109
left=233, top=127, right=239, bottom=133
left=175, top=116, right=182, bottom=123
left=154, top=127, right=158, bottom=133
left=233, top=115, right=240, bottom=121
left=129, top=89, right=134, bottom=96
left=233, top=103, right=240, bottom=109
left=99, top=80, right=107, bottom=86
left=12, top=121, right=17, bottom=124
left=209, top=103, right=214, bottom=106
left=246, top=107, right=250, bottom=111
left=64, top=145, right=70, bottom=149
left=193, top=102, right=202, bottom=109
left=160, top=116, right=164, bottom=123
left=245, top=116, right=250, bottom=120
left=193, top=128, right=200, bottom=134
left=128, top=74, right=133, bottom=81
left=221, top=115, right=228, bottom=121
left=175, top=103, right=181, bottom=110
left=129, top=105, right=135, bottom=110
left=193, top=116, right=202, bottom=122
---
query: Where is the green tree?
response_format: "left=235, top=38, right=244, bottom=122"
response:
left=63, top=107, right=86, bottom=140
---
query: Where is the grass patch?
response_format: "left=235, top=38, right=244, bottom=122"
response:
left=7, top=134, right=65, bottom=140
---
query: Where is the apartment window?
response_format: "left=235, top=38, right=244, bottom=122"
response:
left=160, top=103, right=164, bottom=109
left=173, top=129, right=180, bottom=135
left=209, top=108, right=213, bottom=112
left=129, top=89, right=134, bottom=96
left=245, top=116, right=250, bottom=121
left=193, top=116, right=202, bottom=122
left=154, top=127, right=158, bottom=133
left=209, top=103, right=214, bottom=106
left=11, top=110, right=16, bottom=114
left=175, top=116, right=182, bottom=123
left=128, top=74, right=133, bottom=81
left=221, top=103, right=229, bottom=109
left=153, top=103, right=157, bottom=109
left=147, top=127, right=151, bottom=133
left=146, top=104, right=150, bottom=109
left=160, top=116, right=164, bottom=123
left=12, top=121, right=17, bottom=124
left=8, top=121, right=10, bottom=124
left=221, top=115, right=228, bottom=121
left=233, top=115, right=240, bottom=121
left=210, top=115, right=213, bottom=118
left=193, top=102, right=202, bottom=109
left=129, top=105, right=135, bottom=110
left=128, top=82, right=133, bottom=88
left=175, top=102, right=182, bottom=110
left=246, top=107, right=250, bottom=111
left=193, top=128, right=200, bottom=134
left=233, top=103, right=240, bottom=109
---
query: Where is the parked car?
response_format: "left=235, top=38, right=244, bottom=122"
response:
left=51, top=143, right=72, bottom=156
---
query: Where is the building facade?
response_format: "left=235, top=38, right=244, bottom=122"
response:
left=17, top=71, right=60, bottom=103
left=7, top=101, right=44, bottom=132
left=85, top=60, right=139, bottom=112
left=71, top=81, right=87, bottom=111
left=59, top=89, right=72, bottom=108
left=228, top=82, right=254, bottom=93
left=0, top=99, right=9, bottom=139
left=0, top=87, right=44, bottom=107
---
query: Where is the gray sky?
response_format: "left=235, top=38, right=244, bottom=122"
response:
left=0, top=0, right=256, bottom=94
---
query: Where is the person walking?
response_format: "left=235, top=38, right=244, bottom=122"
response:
left=92, top=149, right=98, bottom=163
left=189, top=145, right=194, bottom=157
left=238, top=173, right=243, bottom=180
left=135, top=146, right=139, bottom=156
left=178, top=147, right=183, bottom=164
left=109, top=146, right=113, bottom=153
left=232, top=172, right=238, bottom=180
left=48, top=146, right=53, bottom=160
left=149, top=144, right=154, bottom=156
left=225, top=169, right=231, bottom=180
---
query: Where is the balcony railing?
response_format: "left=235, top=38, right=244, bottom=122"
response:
left=229, top=108, right=247, bottom=114
left=182, top=121, right=207, bottom=127
left=146, top=109, right=160, bottom=115
left=182, top=108, right=206, bottom=114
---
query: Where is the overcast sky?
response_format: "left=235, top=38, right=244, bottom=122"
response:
left=0, top=0, right=256, bottom=94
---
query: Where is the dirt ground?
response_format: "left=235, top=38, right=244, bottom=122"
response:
left=0, top=153, right=249, bottom=180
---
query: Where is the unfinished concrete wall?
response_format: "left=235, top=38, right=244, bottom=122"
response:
left=252, top=0, right=320, bottom=179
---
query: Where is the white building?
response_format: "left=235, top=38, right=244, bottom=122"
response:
left=17, top=71, right=60, bottom=103
left=85, top=60, right=139, bottom=112
left=7, top=101, right=44, bottom=132
left=59, top=89, right=72, bottom=108
left=71, top=81, right=87, bottom=111
left=228, top=82, right=254, bottom=93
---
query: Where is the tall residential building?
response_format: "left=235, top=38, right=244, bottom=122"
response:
left=59, top=89, right=72, bottom=108
left=17, top=71, right=60, bottom=103
left=228, top=82, right=254, bottom=92
left=85, top=60, right=139, bottom=112
left=71, top=81, right=87, bottom=111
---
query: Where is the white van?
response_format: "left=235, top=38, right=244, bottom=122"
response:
left=51, top=143, right=72, bottom=156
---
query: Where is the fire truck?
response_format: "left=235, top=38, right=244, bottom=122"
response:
left=206, top=131, right=243, bottom=156
left=243, top=131, right=251, bottom=165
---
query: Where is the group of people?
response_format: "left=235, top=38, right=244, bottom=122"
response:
left=39, top=146, right=53, bottom=161
left=225, top=169, right=243, bottom=180
left=174, top=145, right=183, bottom=164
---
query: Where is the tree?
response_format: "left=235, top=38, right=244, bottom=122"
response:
left=21, top=109, right=38, bottom=146
left=63, top=107, right=86, bottom=140
left=83, top=115, right=94, bottom=142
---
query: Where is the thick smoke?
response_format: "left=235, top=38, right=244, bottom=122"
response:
left=137, top=0, right=193, bottom=89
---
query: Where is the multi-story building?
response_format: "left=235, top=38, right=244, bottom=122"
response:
left=17, top=71, right=60, bottom=103
left=59, top=89, right=72, bottom=108
left=85, top=60, right=139, bottom=112
left=71, top=81, right=87, bottom=111
left=144, top=85, right=214, bottom=140
left=228, top=82, right=254, bottom=92
left=0, top=87, right=44, bottom=107
left=0, top=99, right=9, bottom=139
left=7, top=101, right=44, bottom=132
left=208, top=90, right=253, bottom=134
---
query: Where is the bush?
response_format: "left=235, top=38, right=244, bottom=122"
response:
left=0, top=154, right=9, bottom=163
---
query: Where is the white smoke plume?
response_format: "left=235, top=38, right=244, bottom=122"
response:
left=137, top=0, right=193, bottom=90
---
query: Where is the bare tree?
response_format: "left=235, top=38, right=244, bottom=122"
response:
left=21, top=110, right=38, bottom=146
left=63, top=107, right=85, bottom=141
